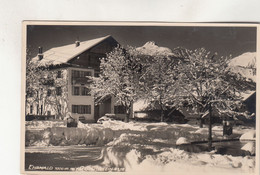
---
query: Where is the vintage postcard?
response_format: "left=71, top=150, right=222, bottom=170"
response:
left=21, top=22, right=259, bottom=175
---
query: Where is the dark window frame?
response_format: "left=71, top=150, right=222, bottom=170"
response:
left=81, top=87, right=91, bottom=96
left=57, top=70, right=62, bottom=78
left=72, top=105, right=91, bottom=114
left=56, top=87, right=62, bottom=96
left=72, top=86, right=80, bottom=96
left=47, top=89, right=51, bottom=96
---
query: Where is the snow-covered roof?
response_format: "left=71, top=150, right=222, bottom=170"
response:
left=240, top=90, right=256, bottom=101
left=228, top=52, right=256, bottom=82
left=32, top=35, right=112, bottom=66
left=228, top=52, right=256, bottom=69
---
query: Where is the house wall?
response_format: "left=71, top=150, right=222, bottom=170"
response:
left=26, top=36, right=121, bottom=122
left=67, top=67, right=95, bottom=122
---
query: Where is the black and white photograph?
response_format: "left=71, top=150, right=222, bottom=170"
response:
left=21, top=22, right=258, bottom=174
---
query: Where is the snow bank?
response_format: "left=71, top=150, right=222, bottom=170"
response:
left=240, top=130, right=255, bottom=141
left=241, top=142, right=255, bottom=155
left=100, top=142, right=255, bottom=173
left=96, top=128, right=255, bottom=173
left=176, top=137, right=190, bottom=145
left=194, top=128, right=208, bottom=134
left=25, top=126, right=114, bottom=146
left=99, top=118, right=148, bottom=131
left=25, top=120, right=66, bottom=130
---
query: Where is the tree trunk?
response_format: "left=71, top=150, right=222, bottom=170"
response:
left=125, top=101, right=133, bottom=123
left=124, top=112, right=130, bottom=122
left=198, top=106, right=203, bottom=128
left=160, top=109, right=164, bottom=122
left=199, top=117, right=203, bottom=128
left=124, top=103, right=131, bottom=123
left=208, top=103, right=212, bottom=150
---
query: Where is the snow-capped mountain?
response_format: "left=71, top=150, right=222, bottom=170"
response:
left=228, top=52, right=256, bottom=82
left=136, top=41, right=191, bottom=60
left=136, top=41, right=174, bottom=56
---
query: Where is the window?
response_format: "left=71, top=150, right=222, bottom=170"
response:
left=80, top=71, right=91, bottom=77
left=37, top=104, right=39, bottom=114
left=56, top=87, right=62, bottom=96
left=47, top=89, right=51, bottom=96
left=81, top=87, right=91, bottom=96
left=72, top=70, right=80, bottom=79
left=114, top=105, right=126, bottom=114
left=81, top=105, right=91, bottom=114
left=71, top=70, right=92, bottom=85
left=72, top=86, right=80, bottom=95
left=72, top=70, right=91, bottom=78
left=72, top=86, right=91, bottom=96
left=72, top=105, right=91, bottom=114
left=57, top=71, right=62, bottom=78
left=40, top=105, right=43, bottom=115
left=72, top=105, right=79, bottom=113
left=30, top=105, right=33, bottom=114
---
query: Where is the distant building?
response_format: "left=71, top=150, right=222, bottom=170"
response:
left=26, top=35, right=126, bottom=122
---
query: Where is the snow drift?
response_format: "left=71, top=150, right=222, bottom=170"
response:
left=240, top=130, right=256, bottom=141
left=98, top=135, right=255, bottom=173
left=25, top=126, right=114, bottom=146
left=25, top=120, right=66, bottom=130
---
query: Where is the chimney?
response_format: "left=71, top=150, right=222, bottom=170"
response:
left=75, top=40, right=80, bottom=47
left=38, top=46, right=43, bottom=60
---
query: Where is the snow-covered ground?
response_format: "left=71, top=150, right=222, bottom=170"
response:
left=25, top=119, right=256, bottom=173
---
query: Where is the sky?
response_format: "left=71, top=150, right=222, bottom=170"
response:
left=27, top=25, right=257, bottom=58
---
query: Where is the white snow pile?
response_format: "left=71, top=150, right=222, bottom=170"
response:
left=100, top=141, right=255, bottom=173
left=176, top=137, right=190, bottom=145
left=97, top=116, right=148, bottom=131
left=241, top=142, right=255, bottom=155
left=25, top=126, right=114, bottom=147
left=240, top=130, right=256, bottom=141
left=25, top=120, right=66, bottom=130
left=228, top=52, right=256, bottom=82
left=194, top=128, right=208, bottom=134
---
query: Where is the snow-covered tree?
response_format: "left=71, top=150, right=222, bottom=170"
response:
left=177, top=48, right=256, bottom=127
left=26, top=53, right=68, bottom=119
left=133, top=43, right=191, bottom=122
left=91, top=46, right=142, bottom=122
left=137, top=52, right=181, bottom=122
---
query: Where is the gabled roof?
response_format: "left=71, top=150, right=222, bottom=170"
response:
left=32, top=35, right=113, bottom=66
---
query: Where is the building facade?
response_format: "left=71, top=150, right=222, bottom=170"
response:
left=26, top=35, right=126, bottom=122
